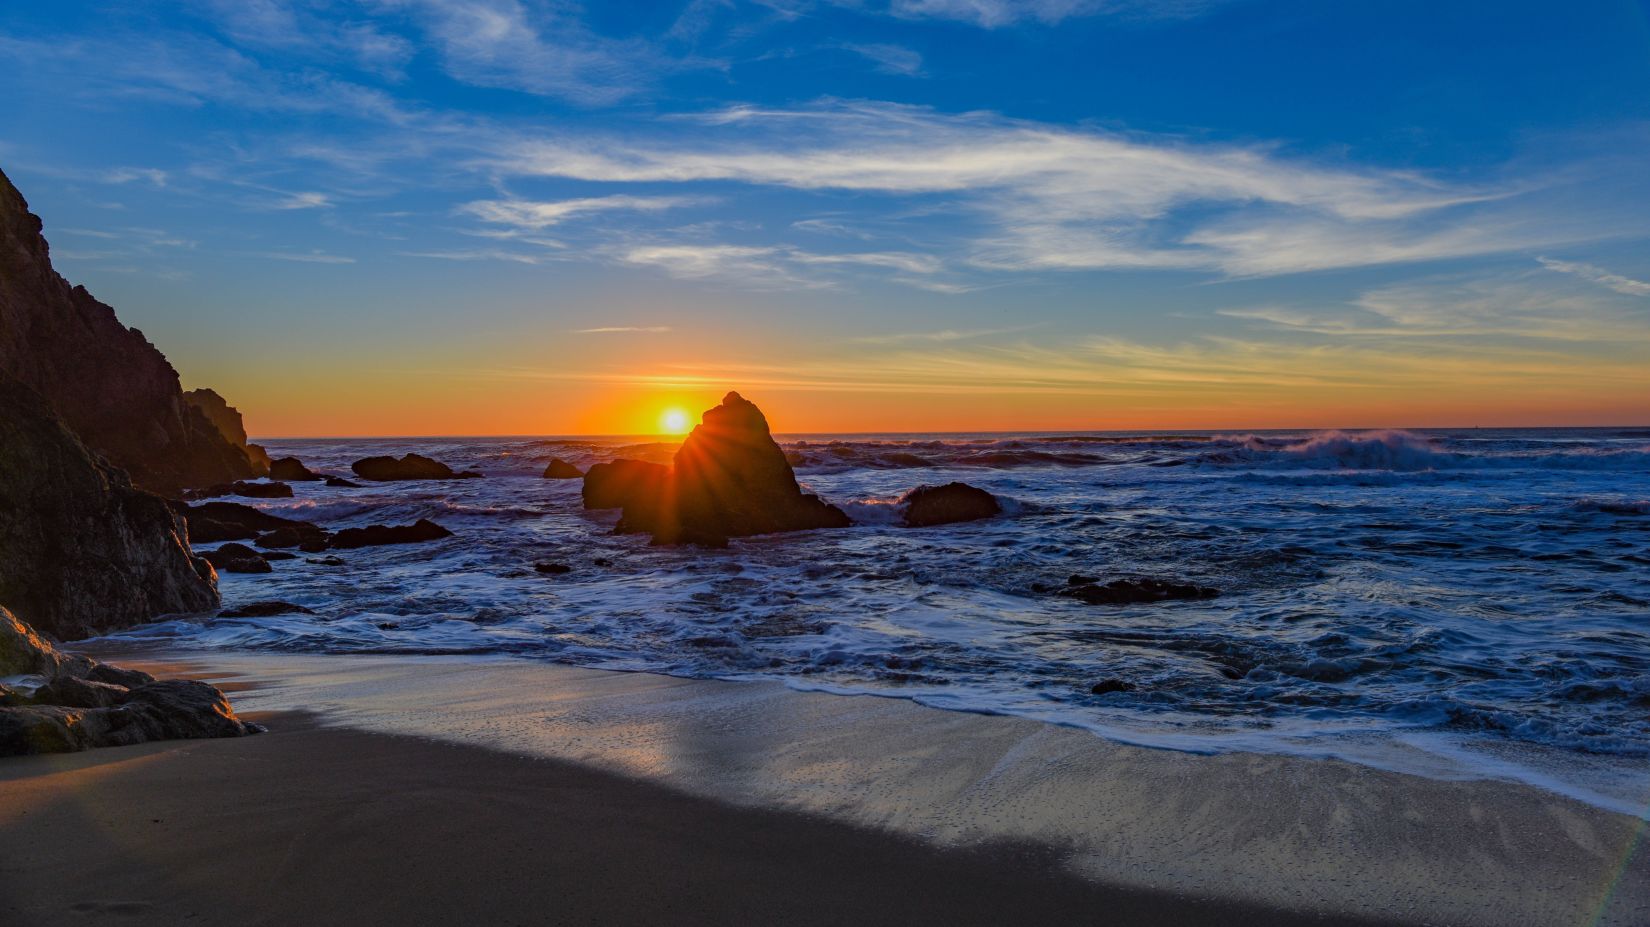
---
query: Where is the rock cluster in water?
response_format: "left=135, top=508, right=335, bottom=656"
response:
left=0, top=378, right=218, bottom=640
left=352, top=453, right=481, bottom=481
left=0, top=167, right=264, bottom=497
left=0, top=606, right=258, bottom=756
left=584, top=393, right=850, bottom=546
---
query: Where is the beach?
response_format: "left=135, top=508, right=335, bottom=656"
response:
left=3, top=652, right=1643, bottom=927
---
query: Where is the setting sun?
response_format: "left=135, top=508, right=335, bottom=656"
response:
left=661, top=409, right=690, bottom=435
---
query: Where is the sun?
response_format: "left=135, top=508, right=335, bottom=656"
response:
left=661, top=409, right=690, bottom=435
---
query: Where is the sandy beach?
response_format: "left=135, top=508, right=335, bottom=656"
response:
left=3, top=652, right=1644, bottom=927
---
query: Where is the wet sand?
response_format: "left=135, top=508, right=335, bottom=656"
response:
left=2, top=652, right=1646, bottom=926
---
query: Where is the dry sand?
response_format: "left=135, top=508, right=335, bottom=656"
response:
left=2, top=652, right=1645, bottom=926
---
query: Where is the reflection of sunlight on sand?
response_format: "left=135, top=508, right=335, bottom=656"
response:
left=132, top=652, right=1650, bottom=927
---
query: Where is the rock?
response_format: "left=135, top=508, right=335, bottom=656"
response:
left=183, top=387, right=271, bottom=477
left=183, top=501, right=316, bottom=544
left=329, top=519, right=453, bottom=549
left=900, top=482, right=1001, bottom=528
left=254, top=525, right=332, bottom=552
left=534, top=562, right=572, bottom=575
left=613, top=392, right=851, bottom=545
left=0, top=685, right=25, bottom=707
left=0, top=169, right=262, bottom=496
left=218, top=601, right=315, bottom=618
left=0, top=380, right=219, bottom=639
left=351, top=453, right=473, bottom=481
left=307, top=555, right=346, bottom=566
left=201, top=543, right=272, bottom=574
left=261, top=550, right=298, bottom=561
left=1090, top=679, right=1136, bottom=695
left=122, top=679, right=258, bottom=741
left=325, top=476, right=361, bottom=487
left=583, top=459, right=671, bottom=510
left=1061, top=577, right=1219, bottom=605
left=543, top=458, right=583, bottom=479
left=188, top=480, right=293, bottom=500
left=270, top=456, right=323, bottom=481
left=33, top=675, right=129, bottom=709
left=1, top=606, right=65, bottom=677
left=86, top=663, right=157, bottom=689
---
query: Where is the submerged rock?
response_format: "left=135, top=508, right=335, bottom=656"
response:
left=900, top=482, right=1001, bottom=528
left=543, top=458, right=583, bottom=479
left=534, top=561, right=572, bottom=575
left=0, top=379, right=218, bottom=639
left=270, top=457, right=323, bottom=481
left=1061, top=577, right=1219, bottom=605
left=0, top=168, right=262, bottom=496
left=324, top=476, right=361, bottom=488
left=608, top=392, right=850, bottom=546
left=1090, top=679, right=1137, bottom=695
left=583, top=459, right=670, bottom=510
left=351, top=453, right=477, bottom=481
left=254, top=525, right=331, bottom=552
left=218, top=601, right=315, bottom=618
left=0, top=606, right=257, bottom=756
left=201, top=543, right=272, bottom=574
left=329, top=518, right=453, bottom=549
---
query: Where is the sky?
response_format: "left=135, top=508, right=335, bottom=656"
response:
left=1, top=0, right=1648, bottom=436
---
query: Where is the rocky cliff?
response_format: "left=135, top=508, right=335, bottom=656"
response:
left=0, top=167, right=259, bottom=496
left=0, top=375, right=219, bottom=640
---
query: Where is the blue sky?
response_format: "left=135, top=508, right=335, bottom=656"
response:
left=2, top=0, right=1648, bottom=433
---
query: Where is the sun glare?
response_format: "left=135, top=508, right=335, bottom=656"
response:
left=661, top=409, right=690, bottom=435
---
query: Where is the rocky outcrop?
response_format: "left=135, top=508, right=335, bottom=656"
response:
left=0, top=378, right=218, bottom=640
left=201, top=543, right=273, bottom=574
left=900, top=482, right=1001, bottom=527
left=0, top=168, right=261, bottom=496
left=325, top=476, right=360, bottom=487
left=0, top=605, right=258, bottom=756
left=329, top=519, right=453, bottom=549
left=184, top=388, right=271, bottom=477
left=1060, top=576, right=1219, bottom=605
left=187, top=480, right=294, bottom=500
left=591, top=393, right=849, bottom=546
left=351, top=453, right=480, bottom=481
left=181, top=500, right=314, bottom=543
left=543, top=458, right=583, bottom=479
left=582, top=459, right=671, bottom=510
left=270, top=457, right=323, bottom=481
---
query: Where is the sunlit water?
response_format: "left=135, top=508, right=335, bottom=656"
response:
left=93, top=428, right=1650, bottom=811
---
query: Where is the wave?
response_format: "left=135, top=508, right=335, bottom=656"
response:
left=1192, top=430, right=1650, bottom=474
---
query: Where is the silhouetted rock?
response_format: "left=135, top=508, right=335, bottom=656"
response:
left=0, top=169, right=261, bottom=496
left=329, top=519, right=453, bottom=549
left=534, top=562, right=572, bottom=574
left=270, top=457, right=323, bottom=481
left=351, top=453, right=477, bottom=481
left=900, top=482, right=1001, bottom=527
left=188, top=480, right=294, bottom=500
left=307, top=555, right=346, bottom=566
left=182, top=501, right=315, bottom=544
left=0, top=607, right=257, bottom=756
left=0, top=379, right=218, bottom=639
left=219, top=601, right=315, bottom=618
left=615, top=392, right=850, bottom=546
left=1090, top=679, right=1137, bottom=695
left=543, top=458, right=583, bottom=479
left=184, top=387, right=271, bottom=477
left=325, top=476, right=361, bottom=487
left=583, top=459, right=670, bottom=510
left=1061, top=577, right=1219, bottom=605
left=201, top=543, right=272, bottom=574
left=254, top=525, right=331, bottom=552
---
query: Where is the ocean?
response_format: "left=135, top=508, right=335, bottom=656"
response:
left=93, top=427, right=1650, bottom=813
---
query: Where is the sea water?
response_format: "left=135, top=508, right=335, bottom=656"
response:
left=93, top=428, right=1650, bottom=813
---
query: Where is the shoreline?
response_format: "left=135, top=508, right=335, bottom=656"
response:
left=13, top=649, right=1645, bottom=926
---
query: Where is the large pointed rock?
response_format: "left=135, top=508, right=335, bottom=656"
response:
left=613, top=392, right=849, bottom=546
left=0, top=167, right=260, bottom=496
left=0, top=376, right=218, bottom=640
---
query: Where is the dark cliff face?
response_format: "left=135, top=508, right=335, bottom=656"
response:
left=0, top=376, right=219, bottom=640
left=0, top=167, right=258, bottom=496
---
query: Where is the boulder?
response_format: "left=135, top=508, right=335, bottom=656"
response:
left=900, top=482, right=1001, bottom=528
left=1061, top=577, right=1219, bottom=605
left=218, top=601, right=315, bottom=618
left=0, top=168, right=261, bottom=496
left=87, top=662, right=156, bottom=689
left=583, top=459, right=670, bottom=510
left=188, top=480, right=293, bottom=500
left=324, top=476, right=361, bottom=488
left=269, top=456, right=323, bottom=481
left=33, top=675, right=129, bottom=709
left=543, top=458, right=583, bottom=479
left=351, top=453, right=478, bottom=481
left=201, top=543, right=272, bottom=574
left=534, top=562, right=572, bottom=575
left=0, top=379, right=218, bottom=639
left=182, top=501, right=315, bottom=544
left=329, top=519, right=453, bottom=549
left=254, top=525, right=332, bottom=552
left=613, top=393, right=850, bottom=545
left=1, top=605, right=64, bottom=677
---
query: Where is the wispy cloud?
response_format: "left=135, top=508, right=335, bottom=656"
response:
left=250, top=250, right=356, bottom=264
left=459, top=195, right=700, bottom=229
left=397, top=248, right=547, bottom=264
left=1537, top=256, right=1650, bottom=297
left=839, top=43, right=925, bottom=76
left=850, top=325, right=1029, bottom=344
left=575, top=326, right=674, bottom=334
left=272, top=191, right=332, bottom=210
left=791, top=250, right=942, bottom=274
left=886, top=0, right=1225, bottom=26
